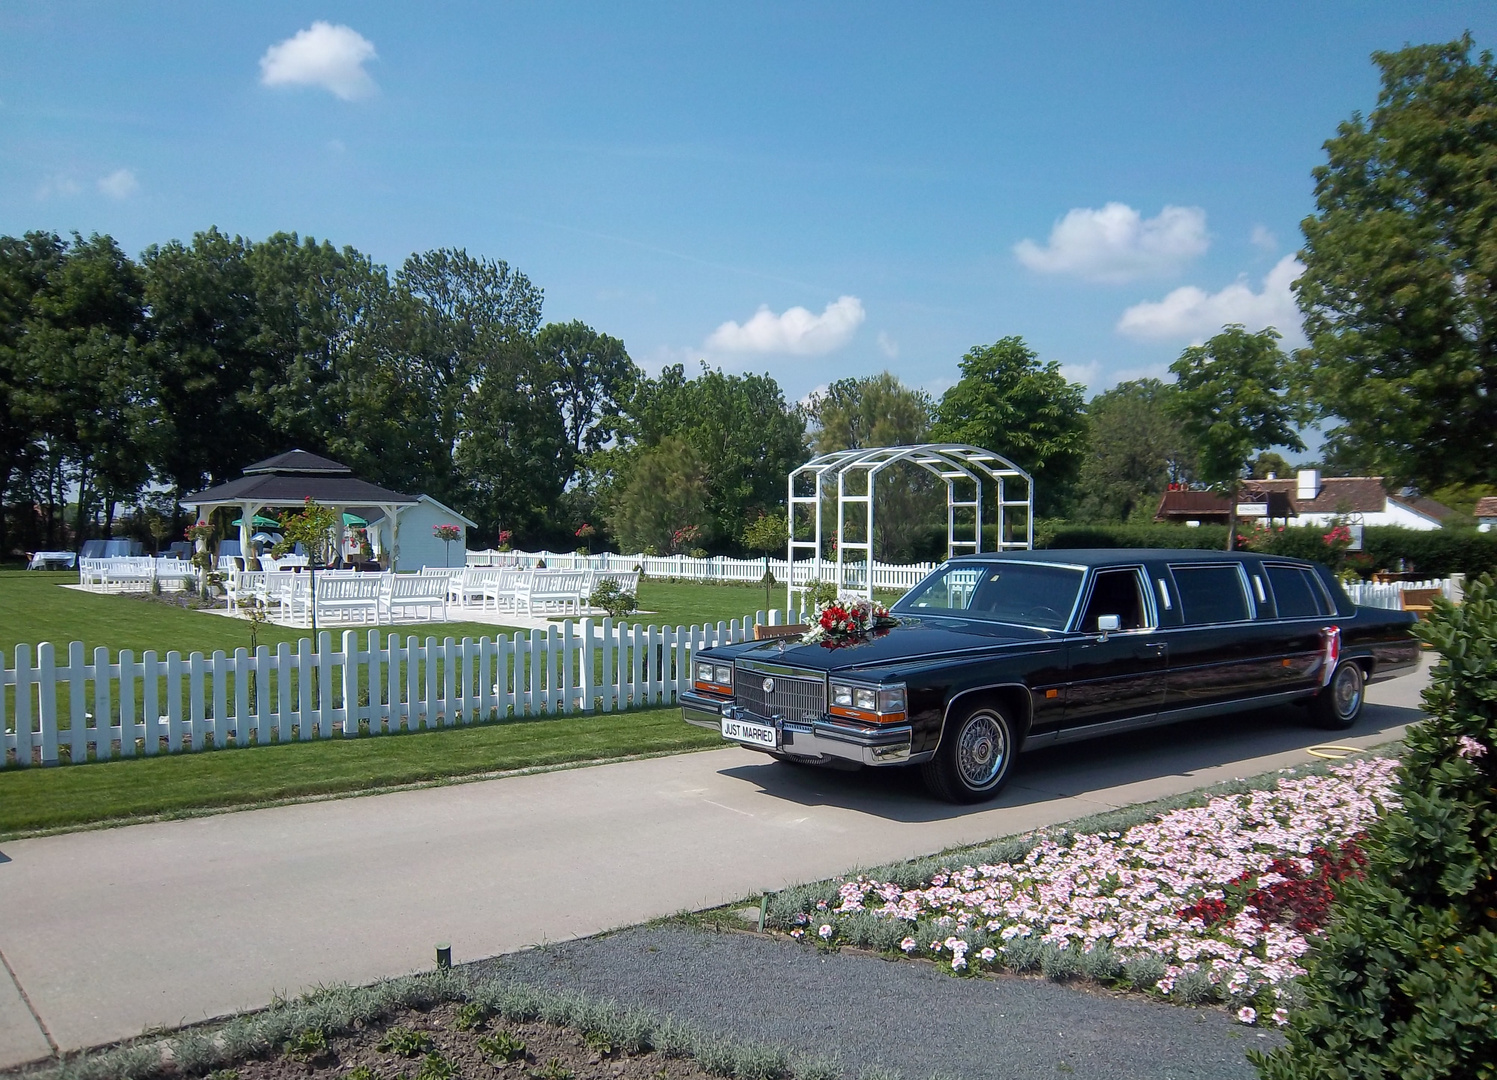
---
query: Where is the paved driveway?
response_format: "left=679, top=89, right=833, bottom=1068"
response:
left=0, top=660, right=1429, bottom=1069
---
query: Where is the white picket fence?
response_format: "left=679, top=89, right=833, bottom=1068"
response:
left=1343, top=577, right=1460, bottom=610
left=467, top=548, right=938, bottom=591
left=1, top=612, right=783, bottom=768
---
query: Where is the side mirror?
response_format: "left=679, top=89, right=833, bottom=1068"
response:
left=1096, top=614, right=1121, bottom=636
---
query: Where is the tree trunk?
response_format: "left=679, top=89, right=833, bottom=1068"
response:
left=73, top=466, right=92, bottom=549
left=1226, top=479, right=1237, bottom=551
left=102, top=481, right=117, bottom=538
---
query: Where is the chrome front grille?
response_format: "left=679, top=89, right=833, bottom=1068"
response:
left=733, top=665, right=827, bottom=722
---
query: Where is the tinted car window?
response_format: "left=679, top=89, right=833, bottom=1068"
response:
left=1169, top=565, right=1251, bottom=624
left=895, top=562, right=1083, bottom=630
left=1078, top=569, right=1150, bottom=631
left=1266, top=564, right=1330, bottom=618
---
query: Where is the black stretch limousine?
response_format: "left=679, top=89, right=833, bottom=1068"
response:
left=682, top=549, right=1420, bottom=803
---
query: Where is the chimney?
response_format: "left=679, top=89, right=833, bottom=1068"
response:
left=1297, top=469, right=1321, bottom=501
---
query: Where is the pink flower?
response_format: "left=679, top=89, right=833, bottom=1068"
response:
left=1237, top=1007, right=1257, bottom=1025
left=1271, top=1008, right=1290, bottom=1027
left=790, top=929, right=804, bottom=939
left=818, top=924, right=833, bottom=940
left=979, top=947, right=997, bottom=962
left=900, top=937, right=917, bottom=953
left=1456, top=736, right=1487, bottom=760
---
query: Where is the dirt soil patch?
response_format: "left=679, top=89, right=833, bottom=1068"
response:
left=225, top=1001, right=713, bottom=1080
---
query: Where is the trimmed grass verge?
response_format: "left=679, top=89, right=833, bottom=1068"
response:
left=19, top=968, right=849, bottom=1080
left=0, top=704, right=719, bottom=838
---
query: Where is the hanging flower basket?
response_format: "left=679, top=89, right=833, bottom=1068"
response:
left=802, top=597, right=898, bottom=644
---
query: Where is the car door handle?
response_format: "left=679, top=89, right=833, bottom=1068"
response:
left=1144, top=641, right=1167, bottom=651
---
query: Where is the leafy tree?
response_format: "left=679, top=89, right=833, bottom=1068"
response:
left=1167, top=325, right=1308, bottom=550
left=743, top=508, right=788, bottom=608
left=930, top=337, right=1087, bottom=517
left=604, top=436, right=709, bottom=555
left=143, top=228, right=275, bottom=497
left=1297, top=36, right=1497, bottom=490
left=615, top=363, right=806, bottom=548
left=1250, top=451, right=1291, bottom=479
left=1077, top=378, right=1193, bottom=523
left=537, top=320, right=639, bottom=476
left=1252, top=576, right=1497, bottom=1080
left=14, top=233, right=154, bottom=542
left=807, top=371, right=941, bottom=561
left=806, top=371, right=932, bottom=453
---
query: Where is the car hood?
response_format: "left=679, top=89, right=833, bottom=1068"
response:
left=730, top=617, right=1054, bottom=673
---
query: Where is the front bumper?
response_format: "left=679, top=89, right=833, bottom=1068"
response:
left=681, top=689, right=914, bottom=766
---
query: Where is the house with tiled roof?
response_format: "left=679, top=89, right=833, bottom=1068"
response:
left=1155, top=470, right=1453, bottom=530
left=1476, top=496, right=1497, bottom=533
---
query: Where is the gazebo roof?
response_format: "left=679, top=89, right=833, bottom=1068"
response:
left=181, top=450, right=418, bottom=509
left=241, top=450, right=354, bottom=476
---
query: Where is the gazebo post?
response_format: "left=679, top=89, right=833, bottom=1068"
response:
left=238, top=502, right=259, bottom=572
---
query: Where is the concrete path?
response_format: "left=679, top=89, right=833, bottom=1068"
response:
left=0, top=661, right=1430, bottom=1069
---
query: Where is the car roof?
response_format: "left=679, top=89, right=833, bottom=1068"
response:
left=946, top=548, right=1306, bottom=568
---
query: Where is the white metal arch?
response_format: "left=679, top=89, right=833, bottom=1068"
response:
left=786, top=443, right=1033, bottom=615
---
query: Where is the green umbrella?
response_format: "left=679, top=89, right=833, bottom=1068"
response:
left=343, top=513, right=368, bottom=527
left=230, top=514, right=281, bottom=528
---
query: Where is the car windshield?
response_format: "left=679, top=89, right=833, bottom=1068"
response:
left=893, top=561, right=1083, bottom=630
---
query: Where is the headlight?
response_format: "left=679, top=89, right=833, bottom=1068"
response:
left=714, top=664, right=733, bottom=685
left=831, top=683, right=854, bottom=707
left=696, top=662, right=715, bottom=683
left=854, top=687, right=877, bottom=711
left=878, top=687, right=906, bottom=714
left=827, top=681, right=908, bottom=723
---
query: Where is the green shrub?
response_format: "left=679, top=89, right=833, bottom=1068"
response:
left=282, top=1026, right=332, bottom=1063
left=375, top=1025, right=432, bottom=1057
left=1253, top=574, right=1497, bottom=1078
left=588, top=579, right=638, bottom=619
left=1033, top=522, right=1230, bottom=552
left=476, top=1030, right=528, bottom=1062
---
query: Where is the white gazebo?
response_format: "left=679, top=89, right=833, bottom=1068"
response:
left=180, top=450, right=419, bottom=568
left=786, top=443, right=1033, bottom=613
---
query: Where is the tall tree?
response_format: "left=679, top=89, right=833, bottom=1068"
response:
left=1297, top=35, right=1497, bottom=489
left=1168, top=326, right=1307, bottom=550
left=604, top=435, right=709, bottom=555
left=807, top=371, right=940, bottom=561
left=613, top=363, right=806, bottom=549
left=537, top=320, right=639, bottom=474
left=930, top=337, right=1087, bottom=517
left=143, top=228, right=273, bottom=498
left=0, top=232, right=67, bottom=553
left=1077, top=378, right=1193, bottom=522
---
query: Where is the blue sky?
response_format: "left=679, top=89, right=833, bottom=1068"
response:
left=3, top=2, right=1494, bottom=409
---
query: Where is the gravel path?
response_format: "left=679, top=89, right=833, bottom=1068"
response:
left=473, top=923, right=1279, bottom=1080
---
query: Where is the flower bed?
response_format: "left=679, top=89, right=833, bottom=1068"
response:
left=777, top=755, right=1400, bottom=1026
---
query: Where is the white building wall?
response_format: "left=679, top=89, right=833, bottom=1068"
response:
left=1293, top=502, right=1442, bottom=531
left=370, top=498, right=471, bottom=571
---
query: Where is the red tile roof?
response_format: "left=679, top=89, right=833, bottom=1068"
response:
left=1475, top=496, right=1497, bottom=518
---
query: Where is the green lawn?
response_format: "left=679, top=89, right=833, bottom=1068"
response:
left=0, top=571, right=787, bottom=660
left=0, top=701, right=721, bottom=836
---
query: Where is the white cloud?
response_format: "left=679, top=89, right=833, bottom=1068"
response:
left=1116, top=254, right=1306, bottom=346
left=1059, top=361, right=1102, bottom=390
left=97, top=168, right=138, bottom=200
left=1014, top=203, right=1209, bottom=283
left=706, top=296, right=865, bottom=355
left=259, top=22, right=378, bottom=101
left=876, top=330, right=899, bottom=359
left=1250, top=225, right=1277, bottom=252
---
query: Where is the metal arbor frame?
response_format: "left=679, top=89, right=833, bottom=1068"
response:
left=785, top=443, right=1033, bottom=615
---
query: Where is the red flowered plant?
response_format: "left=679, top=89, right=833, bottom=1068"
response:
left=1178, top=834, right=1369, bottom=936
left=184, top=520, right=213, bottom=543
left=433, top=524, right=461, bottom=542
left=575, top=523, right=596, bottom=540
left=669, top=524, right=702, bottom=554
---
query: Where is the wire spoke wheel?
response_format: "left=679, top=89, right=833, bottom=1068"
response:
left=1311, top=661, right=1365, bottom=730
left=956, top=712, right=1007, bottom=788
left=923, top=703, right=1017, bottom=803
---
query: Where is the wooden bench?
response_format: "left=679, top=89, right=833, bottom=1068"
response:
left=383, top=573, right=450, bottom=622
left=312, top=574, right=384, bottom=624
left=514, top=569, right=590, bottom=615
left=753, top=623, right=810, bottom=641
left=1400, top=588, right=1441, bottom=620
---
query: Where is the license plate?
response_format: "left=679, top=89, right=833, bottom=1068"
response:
left=721, top=716, right=777, bottom=748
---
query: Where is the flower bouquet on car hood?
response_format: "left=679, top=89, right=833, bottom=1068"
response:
left=803, top=596, right=898, bottom=643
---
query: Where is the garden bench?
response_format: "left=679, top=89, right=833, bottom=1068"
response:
left=514, top=569, right=590, bottom=615
left=1400, top=587, right=1441, bottom=620
left=382, top=572, right=450, bottom=622
left=312, top=573, right=384, bottom=624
